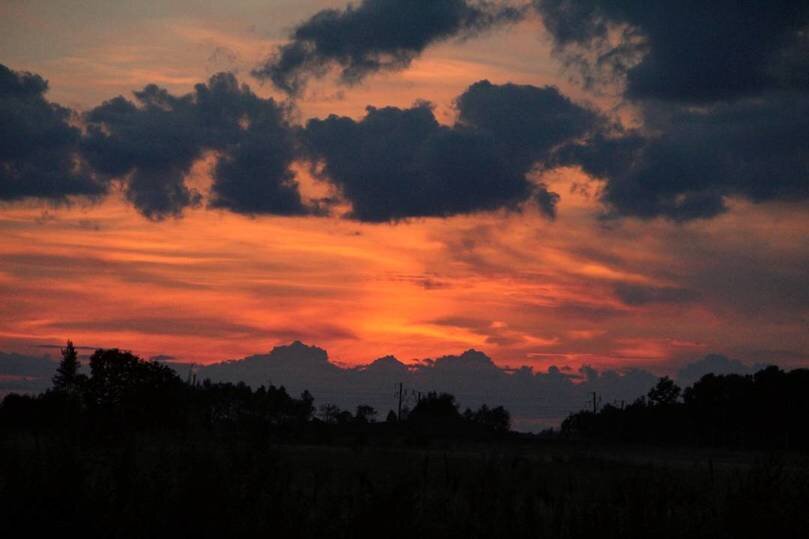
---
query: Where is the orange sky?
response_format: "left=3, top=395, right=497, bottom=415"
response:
left=2, top=173, right=806, bottom=370
left=1, top=2, right=807, bottom=371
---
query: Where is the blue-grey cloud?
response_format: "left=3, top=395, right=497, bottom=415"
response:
left=83, top=72, right=311, bottom=219
left=456, top=79, right=602, bottom=165
left=7, top=54, right=807, bottom=225
left=534, top=0, right=809, bottom=103
left=0, top=64, right=105, bottom=203
left=303, top=103, right=536, bottom=221
left=303, top=80, right=601, bottom=221
left=4, top=65, right=603, bottom=222
left=533, top=2, right=809, bottom=221
left=559, top=96, right=809, bottom=220
left=254, top=0, right=525, bottom=94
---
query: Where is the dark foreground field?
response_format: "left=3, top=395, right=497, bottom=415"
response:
left=4, top=346, right=809, bottom=538
left=2, top=432, right=808, bottom=539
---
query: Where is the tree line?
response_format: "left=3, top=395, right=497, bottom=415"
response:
left=0, top=342, right=511, bottom=440
left=562, top=367, right=809, bottom=449
left=3, top=341, right=809, bottom=450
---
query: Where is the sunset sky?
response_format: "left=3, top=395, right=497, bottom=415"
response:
left=1, top=0, right=807, bottom=371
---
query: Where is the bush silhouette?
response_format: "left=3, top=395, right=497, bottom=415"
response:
left=407, top=392, right=462, bottom=425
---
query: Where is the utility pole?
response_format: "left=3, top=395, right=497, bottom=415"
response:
left=591, top=392, right=600, bottom=414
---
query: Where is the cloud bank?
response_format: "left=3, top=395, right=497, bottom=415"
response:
left=0, top=342, right=764, bottom=431
left=2, top=64, right=603, bottom=222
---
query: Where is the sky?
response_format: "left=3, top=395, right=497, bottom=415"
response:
left=1, top=0, right=807, bottom=371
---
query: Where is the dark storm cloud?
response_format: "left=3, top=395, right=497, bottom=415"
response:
left=0, top=64, right=105, bottom=202
left=532, top=2, right=809, bottom=220
left=253, top=0, right=525, bottom=94
left=302, top=80, right=601, bottom=222
left=7, top=67, right=600, bottom=222
left=456, top=80, right=601, bottom=219
left=456, top=80, right=602, bottom=164
left=533, top=0, right=809, bottom=103
left=303, top=103, right=535, bottom=221
left=560, top=96, right=809, bottom=220
left=206, top=93, right=312, bottom=216
left=9, top=48, right=806, bottom=224
left=83, top=72, right=310, bottom=219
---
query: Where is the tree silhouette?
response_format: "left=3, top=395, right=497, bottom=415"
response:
left=464, top=404, right=511, bottom=433
left=86, top=348, right=185, bottom=427
left=300, top=390, right=315, bottom=421
left=647, top=376, right=681, bottom=406
left=319, top=403, right=352, bottom=424
left=355, top=404, right=377, bottom=423
left=52, top=340, right=79, bottom=393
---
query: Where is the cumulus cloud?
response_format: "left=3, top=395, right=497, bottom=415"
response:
left=534, top=2, right=809, bottom=220
left=0, top=64, right=105, bottom=203
left=7, top=38, right=808, bottom=225
left=206, top=97, right=311, bottom=216
left=253, top=0, right=525, bottom=94
left=303, top=103, right=534, bottom=221
left=4, top=64, right=604, bottom=222
left=456, top=80, right=601, bottom=163
left=83, top=72, right=311, bottom=219
left=560, top=97, right=809, bottom=220
left=303, top=80, right=601, bottom=221
left=533, top=0, right=809, bottom=103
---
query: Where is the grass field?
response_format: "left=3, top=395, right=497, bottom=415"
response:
left=2, top=431, right=808, bottom=538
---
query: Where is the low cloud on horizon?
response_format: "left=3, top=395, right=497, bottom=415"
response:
left=0, top=341, right=770, bottom=431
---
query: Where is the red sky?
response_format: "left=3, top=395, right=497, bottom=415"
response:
left=1, top=1, right=807, bottom=371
